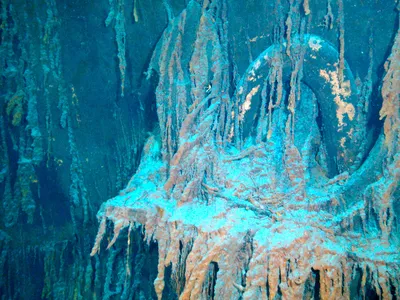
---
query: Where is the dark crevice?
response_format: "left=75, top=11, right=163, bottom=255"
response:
left=389, top=278, right=398, bottom=300
left=311, top=268, right=321, bottom=300
left=162, top=265, right=179, bottom=300
left=205, top=261, right=219, bottom=300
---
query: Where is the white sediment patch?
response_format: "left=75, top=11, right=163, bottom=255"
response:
left=319, top=66, right=355, bottom=132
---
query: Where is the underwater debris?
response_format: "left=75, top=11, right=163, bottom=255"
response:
left=91, top=2, right=400, bottom=299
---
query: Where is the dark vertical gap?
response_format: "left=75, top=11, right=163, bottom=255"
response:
left=276, top=267, right=283, bottom=299
left=365, top=265, right=379, bottom=300
left=207, top=262, right=219, bottom=300
left=352, top=215, right=363, bottom=233
left=365, top=285, right=379, bottom=299
left=162, top=265, right=178, bottom=300
left=386, top=208, right=391, bottom=226
left=179, top=240, right=183, bottom=252
left=314, top=94, right=337, bottom=176
left=350, top=266, right=362, bottom=299
left=302, top=269, right=316, bottom=299
left=389, top=278, right=397, bottom=300
left=341, top=271, right=345, bottom=296
left=311, top=268, right=320, bottom=300
left=140, top=72, right=160, bottom=135
left=170, top=239, right=193, bottom=297
left=141, top=239, right=159, bottom=300
left=286, top=259, right=291, bottom=281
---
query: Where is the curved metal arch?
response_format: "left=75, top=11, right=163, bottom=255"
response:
left=237, top=34, right=361, bottom=176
